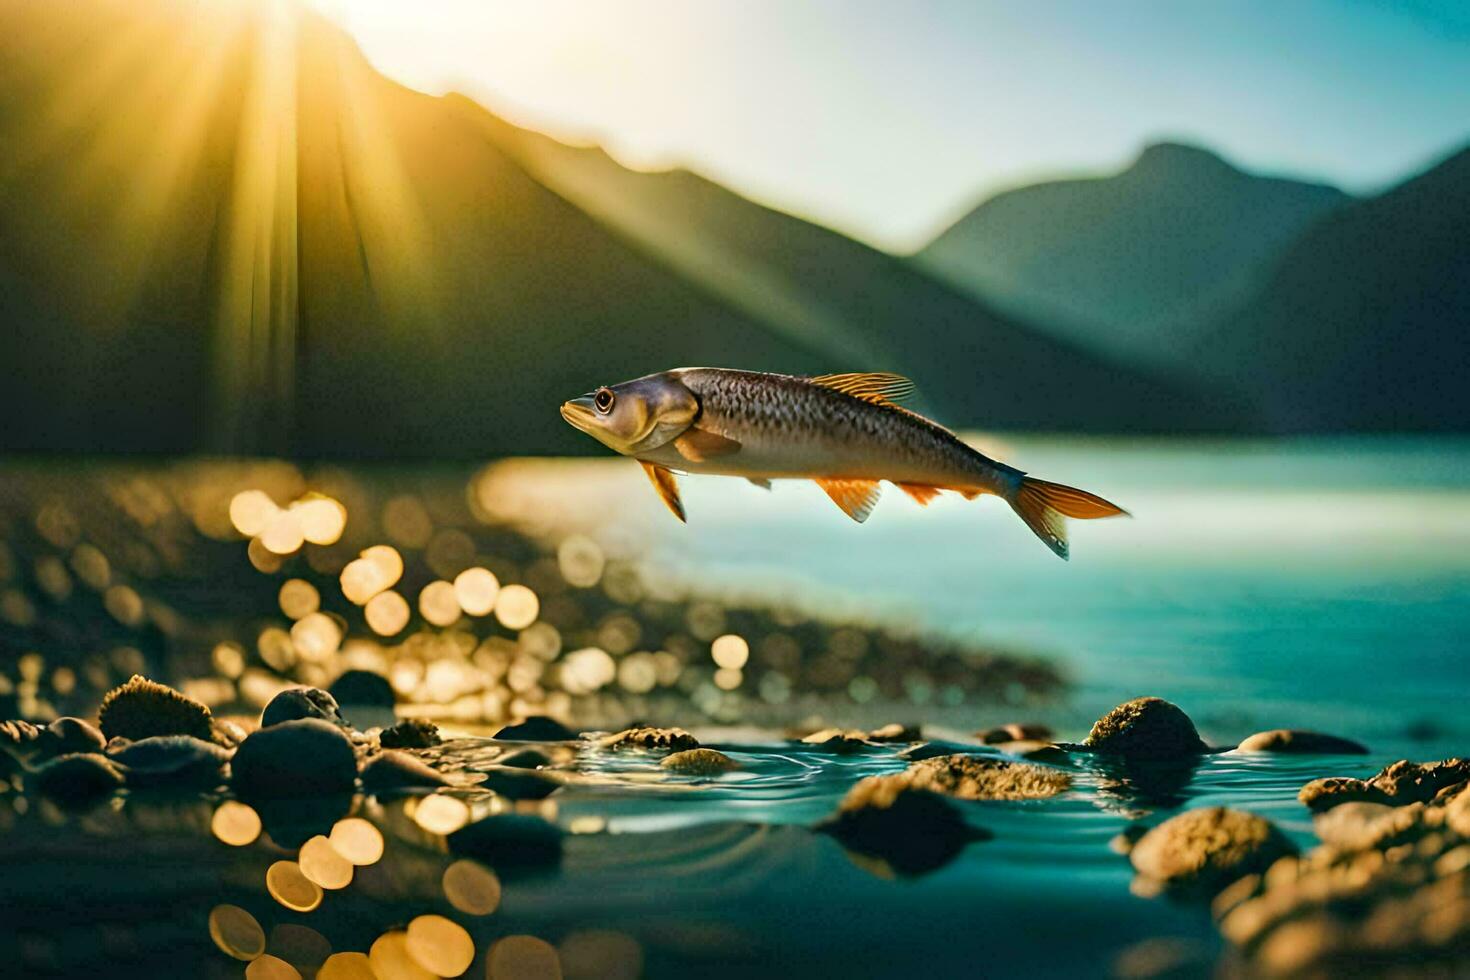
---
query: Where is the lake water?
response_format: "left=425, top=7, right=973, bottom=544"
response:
left=0, top=437, right=1465, bottom=978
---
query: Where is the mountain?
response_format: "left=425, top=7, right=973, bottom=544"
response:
left=914, top=143, right=1350, bottom=369
left=1193, top=144, right=1470, bottom=432
left=0, top=0, right=1227, bottom=458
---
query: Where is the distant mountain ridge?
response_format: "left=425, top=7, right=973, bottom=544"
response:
left=0, top=0, right=1225, bottom=457
left=915, top=142, right=1351, bottom=369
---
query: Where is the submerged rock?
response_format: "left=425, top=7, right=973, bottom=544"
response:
left=493, top=716, right=576, bottom=742
left=110, top=735, right=229, bottom=790
left=661, top=748, right=741, bottom=775
left=991, top=740, right=1070, bottom=763
left=1129, top=806, right=1296, bottom=897
left=449, top=814, right=564, bottom=870
left=907, top=754, right=1071, bottom=800
left=497, top=747, right=557, bottom=769
left=97, top=675, right=215, bottom=744
left=1298, top=758, right=1470, bottom=812
left=1235, top=730, right=1368, bottom=755
left=261, top=687, right=345, bottom=730
left=360, top=750, right=447, bottom=794
left=480, top=767, right=561, bottom=800
left=977, top=722, right=1054, bottom=745
left=231, top=719, right=357, bottom=800
left=33, top=752, right=125, bottom=805
left=868, top=723, right=922, bottom=743
left=379, top=718, right=441, bottom=750
left=599, top=727, right=699, bottom=752
left=1084, top=697, right=1206, bottom=758
left=817, top=772, right=990, bottom=876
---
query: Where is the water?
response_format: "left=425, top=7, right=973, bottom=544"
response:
left=0, top=437, right=1466, bottom=977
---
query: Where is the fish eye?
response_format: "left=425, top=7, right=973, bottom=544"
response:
left=594, top=387, right=615, bottom=414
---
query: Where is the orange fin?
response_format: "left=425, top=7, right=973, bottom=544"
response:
left=809, top=372, right=915, bottom=407
left=815, top=478, right=882, bottom=523
left=898, top=483, right=942, bottom=506
left=1009, top=477, right=1127, bottom=560
left=640, top=462, right=686, bottom=522
left=673, top=427, right=741, bottom=462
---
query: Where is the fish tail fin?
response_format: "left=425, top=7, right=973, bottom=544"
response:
left=1008, top=477, right=1128, bottom=561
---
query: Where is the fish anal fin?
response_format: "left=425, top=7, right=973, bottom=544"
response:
left=673, top=427, right=741, bottom=463
left=815, top=478, right=882, bottom=523
left=640, top=462, right=686, bottom=523
left=898, top=483, right=942, bottom=506
left=809, top=372, right=915, bottom=407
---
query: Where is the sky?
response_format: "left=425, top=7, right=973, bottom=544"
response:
left=311, top=0, right=1470, bottom=252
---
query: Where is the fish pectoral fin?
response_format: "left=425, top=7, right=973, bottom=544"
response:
left=672, top=427, right=741, bottom=463
left=898, top=482, right=942, bottom=506
left=815, top=478, right=882, bottom=523
left=809, top=372, right=916, bottom=407
left=746, top=477, right=773, bottom=491
left=640, top=462, right=686, bottom=523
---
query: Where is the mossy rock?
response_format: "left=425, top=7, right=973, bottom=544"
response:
left=98, top=675, right=215, bottom=744
left=1084, top=697, right=1205, bottom=758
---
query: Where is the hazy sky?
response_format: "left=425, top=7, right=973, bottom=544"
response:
left=314, top=0, right=1470, bottom=252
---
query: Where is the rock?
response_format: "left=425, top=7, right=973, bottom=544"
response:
left=43, top=717, right=107, bottom=755
left=479, top=768, right=561, bottom=800
left=360, top=750, right=447, bottom=794
left=231, top=719, right=358, bottom=800
left=661, top=748, right=740, bottom=775
left=991, top=740, right=1070, bottom=763
left=97, top=675, right=215, bottom=744
left=493, top=716, right=577, bottom=742
left=599, top=727, right=699, bottom=752
left=1236, top=730, right=1368, bottom=755
left=448, top=814, right=564, bottom=870
left=379, top=718, right=441, bottom=750
left=1311, top=801, right=1427, bottom=851
left=868, top=723, right=922, bottom=743
left=798, top=728, right=872, bottom=754
left=211, top=718, right=250, bottom=747
left=906, top=754, right=1071, bottom=800
left=33, top=753, right=125, bottom=805
left=260, top=688, right=345, bottom=729
left=816, top=772, right=990, bottom=876
left=1298, top=758, right=1470, bottom=812
left=1129, top=806, right=1297, bottom=896
left=497, top=747, right=555, bottom=769
left=328, top=669, right=395, bottom=709
left=110, top=735, right=230, bottom=790
left=1084, top=697, right=1206, bottom=758
left=978, top=722, right=1054, bottom=745
left=0, top=719, right=47, bottom=761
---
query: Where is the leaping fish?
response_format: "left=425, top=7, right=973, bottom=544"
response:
left=559, top=368, right=1127, bottom=559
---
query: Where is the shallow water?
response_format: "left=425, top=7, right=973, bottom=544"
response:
left=0, top=437, right=1467, bottom=977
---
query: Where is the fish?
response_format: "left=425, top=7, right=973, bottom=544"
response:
left=559, top=368, right=1127, bottom=559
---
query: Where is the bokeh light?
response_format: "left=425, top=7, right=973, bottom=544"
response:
left=405, top=915, right=475, bottom=976
left=365, top=590, right=410, bottom=636
left=329, top=818, right=385, bottom=866
left=260, top=509, right=306, bottom=555
left=412, top=794, right=470, bottom=835
left=295, top=494, right=347, bottom=545
left=230, top=490, right=279, bottom=537
left=711, top=633, right=750, bottom=670
left=418, top=580, right=461, bottom=627
left=318, top=952, right=377, bottom=980
left=209, top=904, right=266, bottom=961
left=278, top=579, right=320, bottom=619
left=369, top=932, right=436, bottom=980
left=488, top=936, right=562, bottom=980
left=557, top=535, right=605, bottom=587
left=211, top=801, right=262, bottom=846
left=299, top=835, right=354, bottom=890
left=267, top=861, right=324, bottom=912
left=494, top=584, right=539, bottom=630
left=442, top=859, right=501, bottom=915
left=558, top=930, right=643, bottom=980
left=291, top=613, right=342, bottom=662
left=245, top=954, right=302, bottom=980
left=453, top=566, right=499, bottom=616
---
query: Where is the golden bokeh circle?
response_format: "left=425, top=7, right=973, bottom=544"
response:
left=418, top=580, right=462, bottom=627
left=494, top=584, right=540, bottom=630
left=369, top=932, right=437, bottom=980
left=209, top=903, right=266, bottom=961
left=406, top=914, right=475, bottom=976
left=365, top=590, right=410, bottom=636
left=245, top=954, right=301, bottom=980
left=266, top=860, right=324, bottom=912
left=317, top=952, right=377, bottom=980
left=412, top=794, right=470, bottom=835
left=488, top=935, right=562, bottom=980
left=211, top=801, right=262, bottom=847
left=329, top=818, right=384, bottom=866
left=453, top=566, right=500, bottom=616
left=441, top=859, right=501, bottom=915
left=278, top=579, right=320, bottom=620
left=298, top=835, right=354, bottom=890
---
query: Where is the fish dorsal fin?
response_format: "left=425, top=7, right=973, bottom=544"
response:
left=898, top=483, right=942, bottom=506
left=815, top=478, right=882, bottom=523
left=640, top=462, right=686, bottom=522
left=809, top=372, right=916, bottom=407
left=673, top=427, right=741, bottom=463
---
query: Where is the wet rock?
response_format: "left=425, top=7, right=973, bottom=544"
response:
left=497, top=747, right=556, bottom=769
left=991, top=740, right=1070, bottom=763
left=1111, top=824, right=1150, bottom=856
left=493, top=716, right=577, bottom=742
left=1311, top=801, right=1427, bottom=851
left=661, top=748, right=741, bottom=775
left=480, top=767, right=561, bottom=800
left=261, top=687, right=345, bottom=729
left=1093, top=755, right=1202, bottom=813
left=379, top=718, right=441, bottom=750
left=33, top=752, right=125, bottom=805
left=1084, top=697, right=1206, bottom=759
left=900, top=741, right=979, bottom=763
left=97, top=675, right=215, bottom=744
left=1298, top=758, right=1470, bottom=812
left=1236, top=730, right=1368, bottom=755
left=868, top=723, right=922, bottom=743
left=816, top=772, right=990, bottom=876
left=44, top=717, right=107, bottom=756
left=600, top=727, right=699, bottom=752
left=0, top=719, right=46, bottom=761
left=360, top=750, right=448, bottom=794
left=978, top=722, right=1054, bottom=745
left=798, top=728, right=872, bottom=754
left=211, top=718, right=250, bottom=747
left=328, top=669, right=395, bottom=709
left=231, top=719, right=358, bottom=800
left=449, top=814, right=564, bottom=870
left=907, top=754, right=1071, bottom=800
left=110, top=735, right=230, bottom=790
left=1129, top=806, right=1297, bottom=897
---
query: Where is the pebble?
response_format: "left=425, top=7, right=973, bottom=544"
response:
left=1299, top=758, right=1470, bottom=812
left=479, top=767, right=561, bottom=800
left=261, top=688, right=346, bottom=729
left=599, top=727, right=699, bottom=751
left=43, top=717, right=107, bottom=756
left=33, top=752, right=126, bottom=805
left=1083, top=697, right=1206, bottom=758
left=231, top=719, right=358, bottom=800
left=906, top=754, right=1071, bottom=800
left=816, top=772, right=990, bottom=876
left=1235, top=730, right=1368, bottom=755
left=660, top=748, right=741, bottom=775
left=379, top=718, right=441, bottom=750
left=977, top=723, right=1054, bottom=745
left=798, top=729, right=872, bottom=754
left=493, top=716, right=577, bottom=742
left=1129, top=806, right=1297, bottom=897
left=109, top=735, right=230, bottom=790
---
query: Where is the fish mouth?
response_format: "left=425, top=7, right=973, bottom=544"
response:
left=559, top=396, right=596, bottom=432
